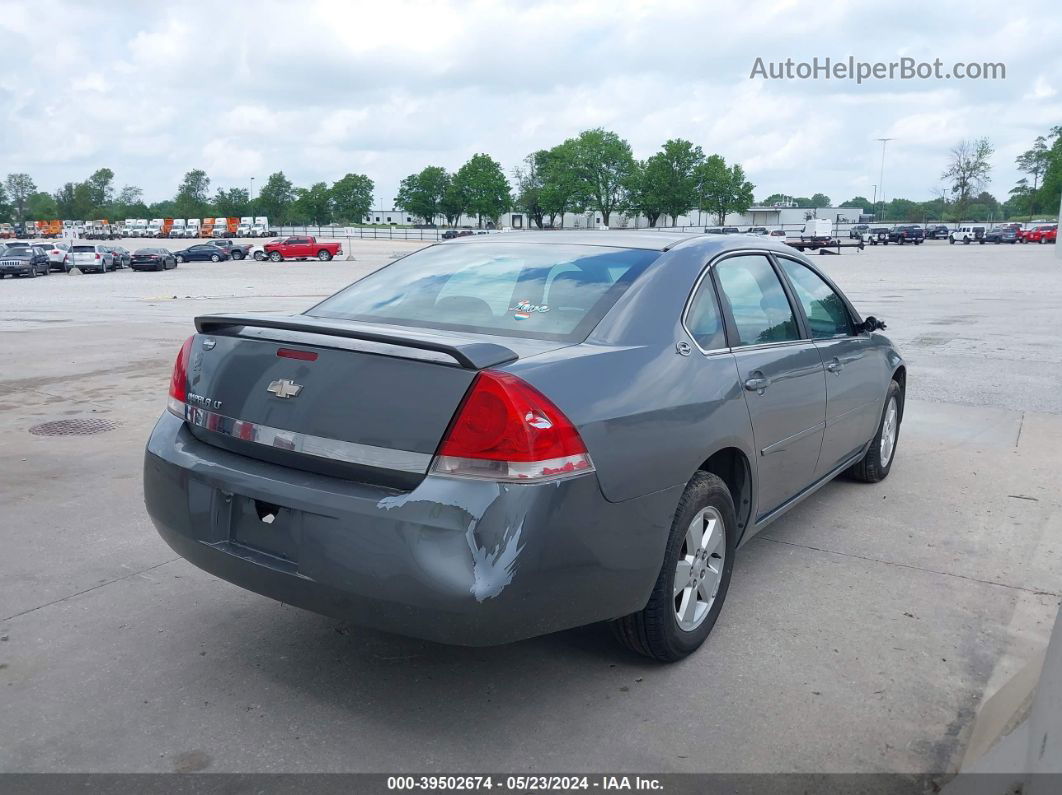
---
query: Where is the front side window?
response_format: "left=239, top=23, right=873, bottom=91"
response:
left=310, top=243, right=659, bottom=342
left=777, top=258, right=852, bottom=338
left=713, top=254, right=799, bottom=347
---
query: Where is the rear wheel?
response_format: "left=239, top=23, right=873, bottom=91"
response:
left=847, top=380, right=902, bottom=483
left=253, top=251, right=266, bottom=261
left=610, top=472, right=736, bottom=662
left=317, top=250, right=333, bottom=261
left=210, top=254, right=221, bottom=262
left=175, top=255, right=185, bottom=264
left=231, top=251, right=244, bottom=260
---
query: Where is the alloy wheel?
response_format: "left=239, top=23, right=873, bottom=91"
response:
left=880, top=396, right=899, bottom=467
left=673, top=506, right=726, bottom=632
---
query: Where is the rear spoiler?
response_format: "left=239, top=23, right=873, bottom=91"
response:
left=194, top=313, right=519, bottom=370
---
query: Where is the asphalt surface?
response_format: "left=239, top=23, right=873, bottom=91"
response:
left=1, top=237, right=1060, bottom=775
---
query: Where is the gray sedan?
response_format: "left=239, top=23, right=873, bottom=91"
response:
left=144, top=232, right=905, bottom=661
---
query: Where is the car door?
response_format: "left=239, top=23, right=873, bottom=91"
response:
left=775, top=255, right=883, bottom=478
left=712, top=252, right=828, bottom=518
left=289, top=237, right=310, bottom=257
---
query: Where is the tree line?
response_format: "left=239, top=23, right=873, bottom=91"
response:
left=3, top=125, right=1059, bottom=229
left=397, top=130, right=755, bottom=228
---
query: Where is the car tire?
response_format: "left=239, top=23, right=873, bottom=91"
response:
left=210, top=254, right=221, bottom=262
left=253, top=251, right=266, bottom=261
left=1039, top=238, right=1045, bottom=244
left=175, top=255, right=184, bottom=263
left=269, top=251, right=283, bottom=262
left=979, top=239, right=985, bottom=244
left=26, top=265, right=37, bottom=278
left=231, top=251, right=244, bottom=260
left=949, top=237, right=955, bottom=245
left=317, top=250, right=333, bottom=261
left=609, top=471, right=736, bottom=663
left=847, top=380, right=903, bottom=483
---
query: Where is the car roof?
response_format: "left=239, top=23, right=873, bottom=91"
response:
left=441, top=229, right=788, bottom=252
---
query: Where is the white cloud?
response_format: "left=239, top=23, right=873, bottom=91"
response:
left=1, top=0, right=1060, bottom=205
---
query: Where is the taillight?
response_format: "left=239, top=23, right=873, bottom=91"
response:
left=94, top=253, right=100, bottom=259
left=432, top=371, right=592, bottom=482
left=167, top=335, right=194, bottom=417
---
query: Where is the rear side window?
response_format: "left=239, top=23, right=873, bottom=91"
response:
left=714, top=254, right=800, bottom=347
left=309, top=243, right=660, bottom=342
left=684, top=277, right=726, bottom=351
left=777, top=258, right=852, bottom=338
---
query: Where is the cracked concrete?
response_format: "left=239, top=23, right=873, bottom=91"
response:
left=1, top=240, right=1061, bottom=774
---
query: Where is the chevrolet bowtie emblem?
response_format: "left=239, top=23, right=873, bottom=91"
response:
left=266, top=378, right=303, bottom=399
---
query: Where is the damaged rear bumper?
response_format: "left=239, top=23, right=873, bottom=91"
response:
left=144, top=412, right=677, bottom=646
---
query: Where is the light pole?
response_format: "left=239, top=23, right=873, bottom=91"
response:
left=249, top=177, right=255, bottom=214
left=872, top=184, right=878, bottom=213
left=876, top=138, right=893, bottom=222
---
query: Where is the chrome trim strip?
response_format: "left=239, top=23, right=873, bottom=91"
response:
left=179, top=403, right=433, bottom=473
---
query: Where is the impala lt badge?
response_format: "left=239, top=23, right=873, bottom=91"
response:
left=267, top=379, right=303, bottom=399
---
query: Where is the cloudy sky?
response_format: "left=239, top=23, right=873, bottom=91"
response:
left=2, top=0, right=1060, bottom=209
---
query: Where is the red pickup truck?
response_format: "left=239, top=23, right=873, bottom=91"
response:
left=263, top=236, right=343, bottom=261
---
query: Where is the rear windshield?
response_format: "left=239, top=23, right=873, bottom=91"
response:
left=309, top=242, right=660, bottom=342
left=72, top=245, right=96, bottom=252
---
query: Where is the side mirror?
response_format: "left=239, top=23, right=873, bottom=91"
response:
left=861, top=316, right=887, bottom=333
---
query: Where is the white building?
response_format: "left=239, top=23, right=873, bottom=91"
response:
left=364, top=205, right=867, bottom=231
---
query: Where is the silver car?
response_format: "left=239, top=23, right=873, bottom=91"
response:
left=145, top=232, right=905, bottom=661
left=69, top=244, right=115, bottom=273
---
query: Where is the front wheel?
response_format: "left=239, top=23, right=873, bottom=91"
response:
left=847, top=380, right=902, bottom=483
left=949, top=237, right=955, bottom=245
left=610, top=471, right=736, bottom=662
left=253, top=251, right=266, bottom=261
left=175, top=255, right=185, bottom=264
left=269, top=251, right=283, bottom=262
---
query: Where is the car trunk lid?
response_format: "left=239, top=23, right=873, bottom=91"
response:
left=178, top=313, right=569, bottom=488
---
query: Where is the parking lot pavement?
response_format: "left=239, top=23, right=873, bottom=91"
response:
left=1, top=239, right=1060, bottom=774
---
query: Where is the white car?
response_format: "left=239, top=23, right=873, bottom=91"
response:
left=949, top=225, right=986, bottom=245
left=38, top=241, right=72, bottom=272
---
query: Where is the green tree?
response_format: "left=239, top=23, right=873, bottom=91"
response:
left=175, top=169, right=211, bottom=218
left=512, top=155, right=546, bottom=228
left=331, top=172, right=375, bottom=223
left=0, top=183, right=10, bottom=222
left=840, top=196, right=872, bottom=208
left=72, top=182, right=97, bottom=219
left=26, top=191, right=58, bottom=219
left=1032, top=126, right=1062, bottom=217
left=567, top=128, right=634, bottom=227
left=760, top=193, right=793, bottom=206
left=453, top=153, right=510, bottom=228
left=4, top=173, right=37, bottom=223
left=439, top=180, right=466, bottom=227
left=809, top=192, right=831, bottom=207
left=291, top=182, right=333, bottom=225
left=54, top=183, right=77, bottom=218
left=213, top=187, right=250, bottom=217
left=256, top=171, right=295, bottom=223
left=643, top=139, right=704, bottom=225
left=394, top=167, right=447, bottom=225
left=1016, top=135, right=1050, bottom=212
left=697, top=155, right=755, bottom=225
left=538, top=141, right=584, bottom=228
left=624, top=160, right=665, bottom=227
left=85, top=168, right=115, bottom=210
left=942, top=138, right=993, bottom=221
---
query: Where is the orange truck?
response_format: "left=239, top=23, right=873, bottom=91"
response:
left=160, top=218, right=174, bottom=238
left=201, top=217, right=217, bottom=237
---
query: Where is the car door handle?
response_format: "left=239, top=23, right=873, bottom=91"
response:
left=826, top=359, right=844, bottom=373
left=744, top=375, right=771, bottom=392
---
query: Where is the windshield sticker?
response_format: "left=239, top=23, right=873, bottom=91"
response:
left=510, top=300, right=550, bottom=319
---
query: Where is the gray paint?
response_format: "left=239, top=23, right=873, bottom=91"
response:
left=143, top=233, right=904, bottom=644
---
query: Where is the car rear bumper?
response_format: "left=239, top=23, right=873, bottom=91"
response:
left=144, top=412, right=677, bottom=645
